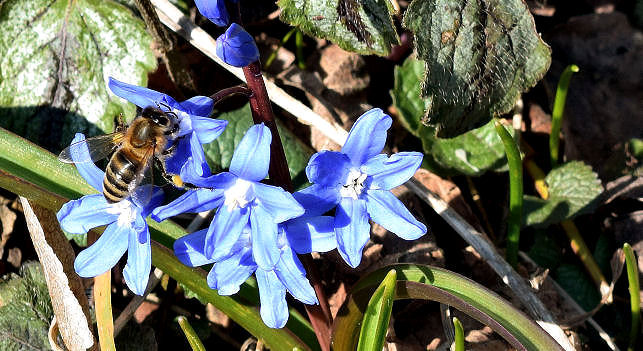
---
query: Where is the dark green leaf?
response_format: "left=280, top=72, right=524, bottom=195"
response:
left=524, top=161, right=603, bottom=227
left=0, top=262, right=53, bottom=351
left=555, top=264, right=600, bottom=311
left=391, top=56, right=508, bottom=176
left=0, top=0, right=156, bottom=151
left=357, top=269, right=396, bottom=351
left=278, top=0, right=399, bottom=56
left=403, top=0, right=551, bottom=137
left=526, top=231, right=563, bottom=270
left=204, top=104, right=313, bottom=189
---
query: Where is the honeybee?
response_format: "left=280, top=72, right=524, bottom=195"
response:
left=59, top=106, right=179, bottom=204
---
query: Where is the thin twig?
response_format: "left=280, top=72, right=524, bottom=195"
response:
left=113, top=268, right=164, bottom=336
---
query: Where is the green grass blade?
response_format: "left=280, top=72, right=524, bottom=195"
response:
left=453, top=317, right=464, bottom=351
left=494, top=119, right=523, bottom=268
left=178, top=315, right=209, bottom=351
left=333, top=264, right=563, bottom=351
left=623, top=243, right=641, bottom=351
left=550, top=64, right=579, bottom=168
left=357, top=269, right=396, bottom=351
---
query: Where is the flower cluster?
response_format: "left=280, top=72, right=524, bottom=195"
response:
left=56, top=4, right=426, bottom=329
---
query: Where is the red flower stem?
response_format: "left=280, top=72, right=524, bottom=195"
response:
left=209, top=85, right=252, bottom=106
left=242, top=61, right=332, bottom=350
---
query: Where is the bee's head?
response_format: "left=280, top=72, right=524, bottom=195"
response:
left=142, top=107, right=172, bottom=128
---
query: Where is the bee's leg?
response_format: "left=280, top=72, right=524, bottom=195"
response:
left=154, top=157, right=199, bottom=190
left=113, top=113, right=126, bottom=133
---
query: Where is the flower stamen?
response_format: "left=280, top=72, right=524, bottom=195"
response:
left=106, top=200, right=137, bottom=227
left=223, top=178, right=255, bottom=209
left=340, top=169, right=368, bottom=200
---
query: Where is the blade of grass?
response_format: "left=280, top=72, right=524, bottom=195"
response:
left=357, top=269, right=396, bottom=351
left=549, top=64, right=579, bottom=168
left=623, top=243, right=640, bottom=351
left=494, top=119, right=523, bottom=268
left=453, top=317, right=464, bottom=351
left=177, top=316, right=206, bottom=351
left=333, top=264, right=564, bottom=351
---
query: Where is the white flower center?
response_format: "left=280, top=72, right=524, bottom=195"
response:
left=340, top=169, right=368, bottom=200
left=106, top=200, right=137, bottom=227
left=173, top=108, right=192, bottom=137
left=223, top=178, right=255, bottom=210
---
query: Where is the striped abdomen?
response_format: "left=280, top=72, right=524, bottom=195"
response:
left=103, top=149, right=143, bottom=203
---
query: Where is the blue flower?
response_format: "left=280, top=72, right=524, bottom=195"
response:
left=152, top=124, right=305, bottom=270
left=295, top=108, right=427, bottom=268
left=56, top=134, right=163, bottom=295
left=173, top=216, right=336, bottom=328
left=216, top=23, right=260, bottom=67
left=108, top=77, right=227, bottom=178
left=194, top=0, right=239, bottom=27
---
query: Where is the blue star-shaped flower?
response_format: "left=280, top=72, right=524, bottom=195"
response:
left=216, top=23, right=260, bottom=67
left=56, top=134, right=163, bottom=295
left=173, top=216, right=336, bottom=328
left=108, top=77, right=227, bottom=177
left=295, top=108, right=428, bottom=267
left=152, top=123, right=305, bottom=270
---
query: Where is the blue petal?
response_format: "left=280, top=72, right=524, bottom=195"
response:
left=141, top=187, right=165, bottom=217
left=108, top=77, right=178, bottom=109
left=151, top=189, right=224, bottom=222
left=123, top=225, right=151, bottom=295
left=206, top=205, right=250, bottom=260
left=283, top=216, right=337, bottom=254
left=164, top=137, right=191, bottom=175
left=366, top=190, right=427, bottom=240
left=182, top=170, right=236, bottom=190
left=57, top=194, right=117, bottom=234
left=229, top=124, right=271, bottom=181
left=256, top=269, right=288, bottom=328
left=254, top=183, right=304, bottom=223
left=305, top=151, right=351, bottom=187
left=275, top=248, right=317, bottom=304
left=173, top=229, right=215, bottom=267
left=361, top=152, right=423, bottom=190
left=188, top=131, right=210, bottom=177
left=74, top=223, right=129, bottom=277
left=292, top=184, right=340, bottom=216
left=250, top=206, right=280, bottom=270
left=192, top=116, right=227, bottom=144
left=335, top=197, right=371, bottom=268
left=179, top=96, right=215, bottom=117
left=208, top=246, right=256, bottom=294
left=341, top=109, right=392, bottom=166
left=194, top=0, right=229, bottom=27
left=216, top=23, right=260, bottom=67
left=69, top=133, right=105, bottom=191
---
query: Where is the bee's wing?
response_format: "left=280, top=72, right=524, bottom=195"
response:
left=129, top=146, right=155, bottom=209
left=58, top=133, right=126, bottom=164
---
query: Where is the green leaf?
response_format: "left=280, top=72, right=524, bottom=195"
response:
left=526, top=231, right=563, bottom=270
left=0, top=0, right=157, bottom=151
left=392, top=56, right=509, bottom=176
left=524, top=161, right=603, bottom=227
left=277, top=0, right=399, bottom=56
left=332, top=264, right=563, bottom=351
left=403, top=0, right=551, bottom=137
left=554, top=264, right=600, bottom=311
left=0, top=262, right=53, bottom=351
left=357, top=269, right=396, bottom=351
left=204, top=104, right=314, bottom=189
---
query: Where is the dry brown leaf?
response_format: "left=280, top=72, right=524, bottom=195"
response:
left=20, top=197, right=94, bottom=351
